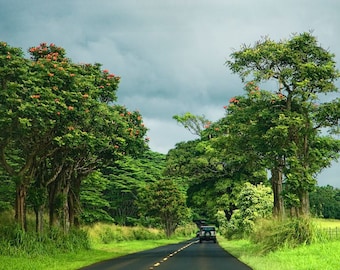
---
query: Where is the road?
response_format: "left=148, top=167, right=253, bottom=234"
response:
left=79, top=239, right=252, bottom=270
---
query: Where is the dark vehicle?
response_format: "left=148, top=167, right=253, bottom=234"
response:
left=198, top=226, right=217, bottom=243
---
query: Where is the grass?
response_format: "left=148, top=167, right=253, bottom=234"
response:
left=0, top=238, right=189, bottom=270
left=1, top=216, right=340, bottom=270
left=218, top=218, right=340, bottom=270
left=218, top=237, right=340, bottom=270
left=315, top=218, right=340, bottom=228
left=0, top=219, right=197, bottom=270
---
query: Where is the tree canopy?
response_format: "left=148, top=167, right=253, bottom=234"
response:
left=0, top=42, right=148, bottom=232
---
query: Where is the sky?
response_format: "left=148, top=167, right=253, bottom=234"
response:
left=1, top=0, right=339, bottom=187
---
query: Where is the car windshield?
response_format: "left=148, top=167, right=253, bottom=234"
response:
left=202, top=226, right=215, bottom=231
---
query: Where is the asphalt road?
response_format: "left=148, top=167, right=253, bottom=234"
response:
left=79, top=239, right=252, bottom=270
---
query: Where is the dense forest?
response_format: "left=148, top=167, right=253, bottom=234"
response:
left=0, top=32, right=340, bottom=244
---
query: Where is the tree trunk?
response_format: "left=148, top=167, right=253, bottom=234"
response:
left=61, top=182, right=70, bottom=234
left=69, top=174, right=82, bottom=228
left=15, top=183, right=27, bottom=231
left=271, top=166, right=284, bottom=219
left=48, top=181, right=59, bottom=228
left=299, top=190, right=310, bottom=216
left=35, top=205, right=44, bottom=234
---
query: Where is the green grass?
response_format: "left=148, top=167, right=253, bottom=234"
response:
left=2, top=218, right=340, bottom=270
left=218, top=235, right=340, bottom=270
left=0, top=238, right=189, bottom=270
left=314, top=218, right=340, bottom=228
left=0, top=220, right=196, bottom=270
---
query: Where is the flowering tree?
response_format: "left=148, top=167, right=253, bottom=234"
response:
left=226, top=32, right=340, bottom=217
left=0, top=42, right=148, bottom=232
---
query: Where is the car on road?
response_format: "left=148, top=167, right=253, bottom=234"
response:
left=198, top=225, right=217, bottom=243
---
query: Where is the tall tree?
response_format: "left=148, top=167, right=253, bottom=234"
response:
left=103, top=151, right=166, bottom=225
left=0, top=42, right=148, bottom=231
left=310, top=185, right=340, bottom=219
left=226, top=32, right=340, bottom=216
left=138, top=178, right=189, bottom=237
left=173, top=112, right=211, bottom=136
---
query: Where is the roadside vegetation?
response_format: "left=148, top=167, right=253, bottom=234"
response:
left=218, top=219, right=340, bottom=270
left=0, top=212, right=196, bottom=270
left=1, top=32, right=340, bottom=269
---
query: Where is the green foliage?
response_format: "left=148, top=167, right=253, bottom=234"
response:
left=0, top=41, right=149, bottom=232
left=224, top=183, right=273, bottom=238
left=218, top=236, right=340, bottom=270
left=101, top=151, right=166, bottom=225
left=173, top=223, right=198, bottom=237
left=225, top=32, right=340, bottom=216
left=173, top=112, right=210, bottom=136
left=0, top=171, right=14, bottom=211
left=0, top=226, right=90, bottom=256
left=138, top=179, right=190, bottom=237
left=84, top=223, right=166, bottom=245
left=80, top=171, right=113, bottom=224
left=251, top=218, right=325, bottom=254
left=310, top=185, right=340, bottom=219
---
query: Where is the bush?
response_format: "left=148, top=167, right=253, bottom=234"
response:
left=85, top=223, right=166, bottom=244
left=0, top=211, right=91, bottom=256
left=0, top=227, right=90, bottom=256
left=222, top=183, right=273, bottom=239
left=132, top=227, right=164, bottom=240
left=251, top=217, right=325, bottom=254
left=173, top=223, right=197, bottom=238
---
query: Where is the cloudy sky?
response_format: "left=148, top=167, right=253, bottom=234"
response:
left=1, top=0, right=339, bottom=187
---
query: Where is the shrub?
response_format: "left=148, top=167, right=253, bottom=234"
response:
left=84, top=223, right=166, bottom=244
left=173, top=223, right=197, bottom=237
left=251, top=217, right=325, bottom=254
left=0, top=226, right=90, bottom=256
left=223, top=183, right=273, bottom=239
left=132, top=227, right=164, bottom=240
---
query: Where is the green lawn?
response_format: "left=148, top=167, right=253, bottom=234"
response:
left=1, top=219, right=340, bottom=270
left=218, top=236, right=340, bottom=270
left=0, top=238, right=188, bottom=270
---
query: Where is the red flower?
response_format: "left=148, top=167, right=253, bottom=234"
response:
left=229, top=97, right=239, bottom=103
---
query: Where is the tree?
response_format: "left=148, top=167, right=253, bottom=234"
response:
left=80, top=171, right=113, bottom=224
left=225, top=182, right=273, bottom=238
left=226, top=32, right=340, bottom=216
left=102, top=151, right=166, bottom=225
left=173, top=112, right=211, bottom=136
left=138, top=179, right=189, bottom=237
left=0, top=42, right=149, bottom=232
left=309, top=185, right=340, bottom=219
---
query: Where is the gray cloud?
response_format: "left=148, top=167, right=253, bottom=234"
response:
left=1, top=0, right=339, bottom=186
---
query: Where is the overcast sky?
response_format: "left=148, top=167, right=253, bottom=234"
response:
left=1, top=0, right=339, bottom=187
